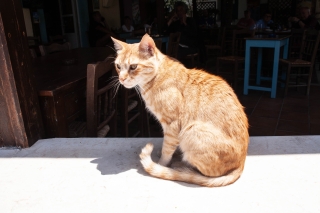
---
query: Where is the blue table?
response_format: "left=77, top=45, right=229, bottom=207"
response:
left=126, top=35, right=169, bottom=51
left=243, top=35, right=291, bottom=98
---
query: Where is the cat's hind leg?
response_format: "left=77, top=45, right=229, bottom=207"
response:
left=178, top=121, right=243, bottom=177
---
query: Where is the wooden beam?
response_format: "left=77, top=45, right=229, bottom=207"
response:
left=0, top=0, right=44, bottom=147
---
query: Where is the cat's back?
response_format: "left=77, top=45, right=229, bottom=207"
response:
left=158, top=63, right=248, bottom=137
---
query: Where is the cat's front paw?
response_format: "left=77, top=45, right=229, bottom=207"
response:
left=158, top=156, right=171, bottom=166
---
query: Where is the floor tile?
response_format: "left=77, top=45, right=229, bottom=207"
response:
left=251, top=108, right=281, bottom=118
left=275, top=130, right=307, bottom=136
left=279, top=110, right=309, bottom=123
left=310, top=123, right=320, bottom=135
left=244, top=107, right=255, bottom=116
left=281, top=104, right=308, bottom=113
left=277, top=120, right=309, bottom=134
left=249, top=126, right=275, bottom=136
left=249, top=116, right=278, bottom=129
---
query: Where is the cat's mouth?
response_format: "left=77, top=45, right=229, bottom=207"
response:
left=119, top=80, right=136, bottom=89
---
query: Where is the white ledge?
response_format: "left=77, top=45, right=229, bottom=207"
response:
left=1, top=136, right=320, bottom=212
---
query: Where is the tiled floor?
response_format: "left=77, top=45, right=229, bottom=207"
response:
left=149, top=84, right=320, bottom=137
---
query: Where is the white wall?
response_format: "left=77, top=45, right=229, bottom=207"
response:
left=237, top=0, right=247, bottom=20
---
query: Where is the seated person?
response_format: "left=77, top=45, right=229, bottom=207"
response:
left=166, top=1, right=199, bottom=61
left=122, top=16, right=134, bottom=32
left=237, top=10, right=255, bottom=29
left=255, top=11, right=273, bottom=29
left=150, top=17, right=159, bottom=35
left=88, top=11, right=117, bottom=47
left=288, top=7, right=320, bottom=30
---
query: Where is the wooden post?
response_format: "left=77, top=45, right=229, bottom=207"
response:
left=0, top=0, right=44, bottom=147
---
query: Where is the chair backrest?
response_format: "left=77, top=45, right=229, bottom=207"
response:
left=299, top=29, right=320, bottom=64
left=39, top=42, right=71, bottom=56
left=167, top=32, right=181, bottom=58
left=86, top=58, right=117, bottom=137
left=214, top=27, right=224, bottom=46
left=232, top=29, right=255, bottom=56
left=289, top=28, right=305, bottom=59
left=222, top=26, right=237, bottom=56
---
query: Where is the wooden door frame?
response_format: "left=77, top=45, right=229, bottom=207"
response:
left=0, top=0, right=44, bottom=147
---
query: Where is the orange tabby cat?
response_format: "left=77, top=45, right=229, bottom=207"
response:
left=111, top=34, right=249, bottom=187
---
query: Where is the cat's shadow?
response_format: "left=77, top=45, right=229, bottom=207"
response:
left=90, top=147, right=201, bottom=188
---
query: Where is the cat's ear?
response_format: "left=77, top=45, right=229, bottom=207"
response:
left=111, top=37, right=125, bottom=51
left=139, top=34, right=156, bottom=57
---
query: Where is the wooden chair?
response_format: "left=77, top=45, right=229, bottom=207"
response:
left=205, top=27, right=225, bottom=59
left=119, top=88, right=150, bottom=137
left=288, top=29, right=305, bottom=59
left=222, top=26, right=238, bottom=56
left=279, top=30, right=320, bottom=96
left=166, top=32, right=181, bottom=58
left=68, top=59, right=117, bottom=137
left=216, top=29, right=255, bottom=90
left=39, top=42, right=71, bottom=56
left=184, top=52, right=199, bottom=68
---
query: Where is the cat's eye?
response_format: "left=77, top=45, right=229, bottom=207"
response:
left=130, top=64, right=137, bottom=70
left=116, top=64, right=121, bottom=69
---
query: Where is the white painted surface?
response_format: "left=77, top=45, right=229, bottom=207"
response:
left=1, top=136, right=320, bottom=213
left=22, top=8, right=33, bottom=37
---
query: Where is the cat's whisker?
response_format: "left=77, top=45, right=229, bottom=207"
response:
left=106, top=55, right=116, bottom=59
left=106, top=45, right=117, bottom=52
left=111, top=81, right=121, bottom=99
left=113, top=84, right=120, bottom=99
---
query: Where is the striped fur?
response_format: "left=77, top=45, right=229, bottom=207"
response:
left=112, top=34, right=249, bottom=187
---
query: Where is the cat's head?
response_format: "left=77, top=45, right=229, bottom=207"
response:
left=111, top=34, right=161, bottom=89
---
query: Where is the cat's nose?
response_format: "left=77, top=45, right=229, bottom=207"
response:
left=119, top=76, right=127, bottom=82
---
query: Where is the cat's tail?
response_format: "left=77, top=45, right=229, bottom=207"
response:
left=139, top=143, right=243, bottom=187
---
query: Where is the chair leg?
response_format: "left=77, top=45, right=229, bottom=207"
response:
left=110, top=110, right=117, bottom=137
left=307, top=66, right=313, bottom=96
left=284, top=65, right=291, bottom=96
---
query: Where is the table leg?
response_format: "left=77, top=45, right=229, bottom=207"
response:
left=244, top=43, right=251, bottom=95
left=271, top=42, right=280, bottom=98
left=283, top=38, right=289, bottom=59
left=281, top=38, right=290, bottom=85
left=256, top=47, right=263, bottom=85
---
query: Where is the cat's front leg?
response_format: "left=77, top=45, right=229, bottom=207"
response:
left=158, top=133, right=179, bottom=166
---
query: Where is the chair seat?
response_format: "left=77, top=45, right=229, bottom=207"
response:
left=279, top=58, right=311, bottom=65
left=218, top=56, right=245, bottom=61
left=205, top=45, right=222, bottom=50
